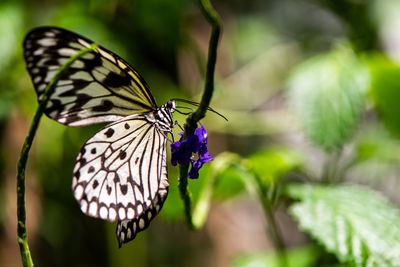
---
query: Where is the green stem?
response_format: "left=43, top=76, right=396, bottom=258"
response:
left=178, top=0, right=222, bottom=227
left=261, top=198, right=287, bottom=267
left=255, top=175, right=287, bottom=267
left=189, top=0, right=221, bottom=127
left=178, top=164, right=194, bottom=229
left=16, top=44, right=97, bottom=267
left=321, top=149, right=342, bottom=184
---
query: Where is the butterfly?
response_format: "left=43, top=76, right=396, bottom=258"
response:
left=23, top=26, right=176, bottom=247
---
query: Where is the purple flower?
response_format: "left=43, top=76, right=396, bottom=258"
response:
left=171, top=124, right=213, bottom=179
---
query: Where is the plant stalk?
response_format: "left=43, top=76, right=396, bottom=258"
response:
left=254, top=175, right=287, bottom=267
left=260, top=196, right=288, bottom=267
left=16, top=44, right=97, bottom=267
left=178, top=0, right=222, bottom=227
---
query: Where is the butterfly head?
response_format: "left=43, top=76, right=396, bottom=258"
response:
left=165, top=100, right=176, bottom=113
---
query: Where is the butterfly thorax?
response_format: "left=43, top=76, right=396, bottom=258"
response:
left=151, top=100, right=176, bottom=133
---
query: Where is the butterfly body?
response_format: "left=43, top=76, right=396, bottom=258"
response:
left=23, top=26, right=176, bottom=245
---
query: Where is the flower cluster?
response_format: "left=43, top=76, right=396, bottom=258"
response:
left=170, top=124, right=213, bottom=179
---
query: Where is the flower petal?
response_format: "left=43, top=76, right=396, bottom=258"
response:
left=170, top=124, right=213, bottom=179
left=188, top=165, right=200, bottom=179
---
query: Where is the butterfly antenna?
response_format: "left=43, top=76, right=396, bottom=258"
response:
left=175, top=105, right=193, bottom=116
left=175, top=109, right=192, bottom=116
left=172, top=98, right=228, bottom=121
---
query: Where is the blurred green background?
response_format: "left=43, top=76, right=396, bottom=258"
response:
left=3, top=0, right=400, bottom=266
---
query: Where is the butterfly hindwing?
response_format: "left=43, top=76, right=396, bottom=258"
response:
left=116, top=183, right=168, bottom=247
left=72, top=113, right=169, bottom=222
left=23, top=26, right=157, bottom=126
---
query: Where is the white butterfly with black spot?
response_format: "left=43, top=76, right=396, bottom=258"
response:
left=23, top=26, right=176, bottom=246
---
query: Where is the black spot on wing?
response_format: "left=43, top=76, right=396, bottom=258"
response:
left=64, top=115, right=84, bottom=125
left=92, top=100, right=114, bottom=112
left=119, top=150, right=127, bottom=160
left=46, top=99, right=62, bottom=112
left=104, top=128, right=114, bottom=138
left=88, top=166, right=95, bottom=173
left=120, top=184, right=128, bottom=195
left=103, top=71, right=131, bottom=88
left=82, top=53, right=103, bottom=71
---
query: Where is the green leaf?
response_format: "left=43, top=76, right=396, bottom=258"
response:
left=190, top=148, right=303, bottom=229
left=231, top=245, right=320, bottom=267
left=246, top=146, right=303, bottom=187
left=212, top=166, right=246, bottom=199
left=162, top=152, right=248, bottom=226
left=369, top=55, right=400, bottom=137
left=288, top=45, right=369, bottom=151
left=356, top=130, right=400, bottom=163
left=0, top=2, right=24, bottom=119
left=287, top=184, right=400, bottom=266
left=191, top=152, right=244, bottom=228
left=0, top=2, right=23, bottom=74
left=160, top=175, right=184, bottom=222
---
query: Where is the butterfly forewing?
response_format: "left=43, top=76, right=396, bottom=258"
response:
left=23, top=26, right=157, bottom=126
left=72, top=113, right=169, bottom=222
